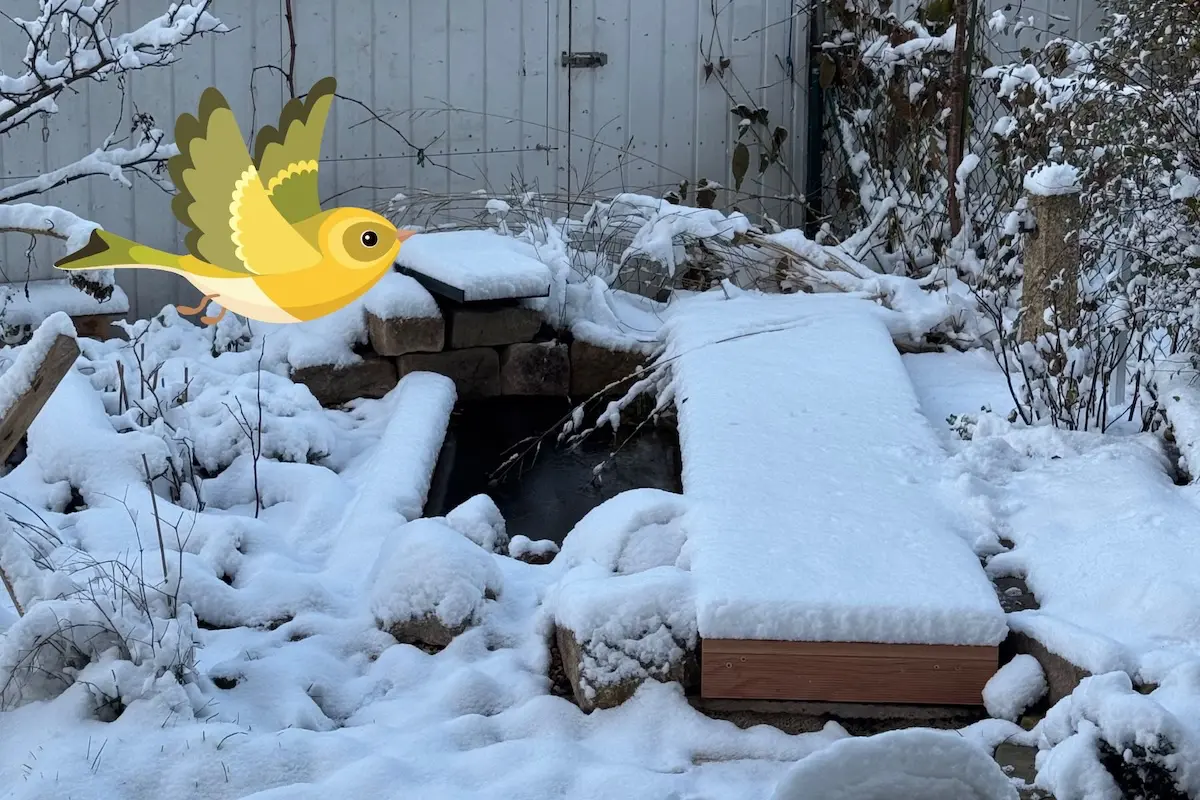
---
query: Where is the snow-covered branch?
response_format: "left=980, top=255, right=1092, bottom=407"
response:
left=0, top=130, right=177, bottom=205
left=0, top=202, right=95, bottom=247
left=0, top=0, right=226, bottom=136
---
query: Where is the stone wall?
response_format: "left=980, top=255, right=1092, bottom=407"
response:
left=291, top=298, right=651, bottom=408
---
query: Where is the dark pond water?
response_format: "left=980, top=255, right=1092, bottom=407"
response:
left=424, top=397, right=681, bottom=545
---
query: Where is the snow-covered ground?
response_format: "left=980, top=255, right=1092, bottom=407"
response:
left=4, top=201, right=1200, bottom=798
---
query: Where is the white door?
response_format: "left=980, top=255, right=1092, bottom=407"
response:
left=560, top=0, right=807, bottom=223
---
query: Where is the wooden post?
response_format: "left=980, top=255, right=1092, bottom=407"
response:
left=0, top=331, right=80, bottom=466
left=946, top=0, right=972, bottom=237
left=1019, top=189, right=1082, bottom=344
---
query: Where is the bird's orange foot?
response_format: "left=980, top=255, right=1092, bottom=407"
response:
left=176, top=294, right=220, bottom=316
left=200, top=306, right=228, bottom=326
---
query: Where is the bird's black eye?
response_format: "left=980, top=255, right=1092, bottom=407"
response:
left=360, top=230, right=379, bottom=247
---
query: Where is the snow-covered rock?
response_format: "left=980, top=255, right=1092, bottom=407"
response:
left=445, top=493, right=509, bottom=553
left=369, top=518, right=502, bottom=648
left=547, top=489, right=696, bottom=710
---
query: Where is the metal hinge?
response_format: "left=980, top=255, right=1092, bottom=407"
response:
left=561, top=51, right=608, bottom=68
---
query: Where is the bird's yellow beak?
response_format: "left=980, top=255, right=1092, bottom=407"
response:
left=396, top=229, right=416, bottom=246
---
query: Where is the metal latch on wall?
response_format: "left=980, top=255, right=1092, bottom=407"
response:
left=561, top=51, right=607, bottom=68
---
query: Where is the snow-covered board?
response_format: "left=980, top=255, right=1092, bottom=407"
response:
left=395, top=229, right=553, bottom=303
left=664, top=292, right=1006, bottom=702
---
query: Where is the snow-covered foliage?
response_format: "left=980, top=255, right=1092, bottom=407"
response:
left=972, top=0, right=1200, bottom=431
left=1035, top=673, right=1200, bottom=800
left=0, top=1, right=225, bottom=300
left=817, top=0, right=962, bottom=272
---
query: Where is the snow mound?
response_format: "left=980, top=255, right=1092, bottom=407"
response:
left=369, top=518, right=503, bottom=636
left=547, top=490, right=695, bottom=704
left=445, top=493, right=509, bottom=553
left=183, top=368, right=336, bottom=473
left=984, top=655, right=1047, bottom=722
left=1024, top=163, right=1081, bottom=196
left=555, top=487, right=690, bottom=573
left=771, top=728, right=1019, bottom=800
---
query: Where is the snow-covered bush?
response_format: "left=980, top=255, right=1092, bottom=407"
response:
left=1035, top=672, right=1200, bottom=800
left=0, top=514, right=199, bottom=716
left=0, top=1, right=225, bottom=301
left=817, top=0, right=961, bottom=272
left=974, top=0, right=1200, bottom=431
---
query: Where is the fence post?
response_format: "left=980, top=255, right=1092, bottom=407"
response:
left=1019, top=168, right=1081, bottom=344
left=945, top=0, right=972, bottom=237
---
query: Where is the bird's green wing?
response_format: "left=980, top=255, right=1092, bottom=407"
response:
left=252, top=77, right=336, bottom=224
left=169, top=87, right=321, bottom=276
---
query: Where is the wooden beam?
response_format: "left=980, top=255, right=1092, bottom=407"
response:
left=0, top=333, right=80, bottom=466
left=701, top=638, right=998, bottom=706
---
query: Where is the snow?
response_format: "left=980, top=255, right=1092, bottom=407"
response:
left=546, top=490, right=695, bottom=699
left=0, top=278, right=130, bottom=328
left=772, top=728, right=1019, bottom=800
left=984, top=655, right=1047, bottom=722
left=0, top=311, right=76, bottom=417
left=1158, top=363, right=1200, bottom=480
left=1024, top=163, right=1082, bottom=196
left=664, top=291, right=1006, bottom=644
left=0, top=307, right=867, bottom=800
left=608, top=193, right=752, bottom=276
left=396, top=229, right=554, bottom=301
left=446, top=493, right=509, bottom=553
left=369, top=517, right=503, bottom=634
left=1033, top=672, right=1200, bottom=800
left=11, top=197, right=1200, bottom=797
left=508, top=534, right=559, bottom=560
left=903, top=349, right=1019, bottom=432
left=361, top=270, right=441, bottom=320
left=340, top=371, right=456, bottom=524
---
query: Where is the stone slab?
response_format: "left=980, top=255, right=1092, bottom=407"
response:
left=500, top=341, right=569, bottom=396
left=366, top=311, right=444, bottom=356
left=447, top=305, right=543, bottom=349
left=569, top=339, right=648, bottom=398
left=291, top=357, right=398, bottom=407
left=398, top=347, right=500, bottom=400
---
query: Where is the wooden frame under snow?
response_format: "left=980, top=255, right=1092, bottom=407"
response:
left=700, top=639, right=999, bottom=706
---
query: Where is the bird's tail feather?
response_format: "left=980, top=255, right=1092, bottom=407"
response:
left=55, top=230, right=181, bottom=272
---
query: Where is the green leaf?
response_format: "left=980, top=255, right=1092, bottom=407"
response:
left=732, top=142, right=750, bottom=191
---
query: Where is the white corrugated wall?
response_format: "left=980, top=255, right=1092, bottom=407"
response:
left=0, top=0, right=809, bottom=319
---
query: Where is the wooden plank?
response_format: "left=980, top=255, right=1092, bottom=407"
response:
left=0, top=334, right=80, bottom=465
left=700, top=638, right=999, bottom=706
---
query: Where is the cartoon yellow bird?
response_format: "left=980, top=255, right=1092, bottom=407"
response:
left=55, top=77, right=412, bottom=325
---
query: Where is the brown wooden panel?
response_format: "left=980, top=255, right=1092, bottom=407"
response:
left=0, top=333, right=79, bottom=466
left=700, top=638, right=999, bottom=706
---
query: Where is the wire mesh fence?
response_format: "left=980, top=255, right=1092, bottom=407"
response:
left=812, top=0, right=1026, bottom=260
